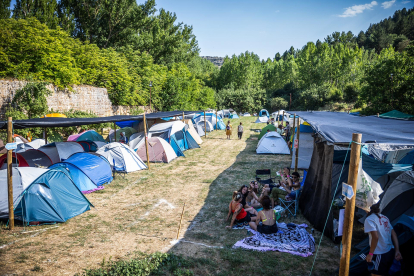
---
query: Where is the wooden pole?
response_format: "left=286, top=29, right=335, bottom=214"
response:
left=377, top=113, right=379, bottom=117
left=339, top=133, right=362, bottom=276
left=277, top=111, right=280, bottom=126
left=113, top=122, right=116, bottom=142
left=282, top=111, right=285, bottom=126
left=176, top=203, right=186, bottom=239
left=204, top=110, right=207, bottom=138
left=291, top=113, right=296, bottom=155
left=294, top=117, right=300, bottom=172
left=182, top=112, right=185, bottom=123
left=215, top=110, right=218, bottom=131
left=44, top=128, right=48, bottom=144
left=7, top=117, right=14, bottom=230
left=143, top=112, right=151, bottom=170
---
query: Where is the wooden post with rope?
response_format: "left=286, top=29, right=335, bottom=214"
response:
left=294, top=117, right=300, bottom=172
left=339, top=133, right=362, bottom=276
left=176, top=203, right=186, bottom=239
left=143, top=112, right=151, bottom=170
left=204, top=110, right=207, bottom=138
left=7, top=117, right=14, bottom=230
left=291, top=113, right=296, bottom=156
left=215, top=110, right=218, bottom=130
left=182, top=112, right=185, bottom=123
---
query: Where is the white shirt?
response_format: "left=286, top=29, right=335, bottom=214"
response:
left=364, top=214, right=393, bottom=254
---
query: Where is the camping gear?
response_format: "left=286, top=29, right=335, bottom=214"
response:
left=193, top=113, right=226, bottom=130
left=147, top=121, right=200, bottom=157
left=233, top=223, right=315, bottom=257
left=258, top=124, right=276, bottom=140
left=68, top=130, right=105, bottom=142
left=0, top=167, right=48, bottom=218
left=379, top=110, right=414, bottom=120
left=2, top=167, right=93, bottom=223
left=259, top=109, right=269, bottom=117
left=0, top=150, right=52, bottom=169
left=106, top=127, right=137, bottom=142
left=254, top=116, right=269, bottom=123
left=355, top=159, right=384, bottom=212
left=290, top=124, right=315, bottom=170
left=255, top=169, right=275, bottom=185
left=96, top=142, right=147, bottom=173
left=256, top=132, right=290, bottom=155
left=76, top=141, right=106, bottom=152
left=50, top=152, right=113, bottom=192
left=280, top=189, right=302, bottom=217
left=38, top=142, right=84, bottom=164
left=15, top=139, right=46, bottom=153
left=136, top=137, right=177, bottom=163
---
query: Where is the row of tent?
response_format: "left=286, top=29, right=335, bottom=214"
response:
left=0, top=113, right=228, bottom=225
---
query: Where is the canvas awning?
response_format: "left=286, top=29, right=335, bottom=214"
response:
left=292, top=111, right=414, bottom=145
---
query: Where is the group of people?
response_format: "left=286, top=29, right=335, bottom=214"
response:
left=225, top=167, right=302, bottom=234
left=225, top=121, right=244, bottom=140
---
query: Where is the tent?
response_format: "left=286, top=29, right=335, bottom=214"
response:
left=77, top=141, right=106, bottom=152
left=399, top=149, right=414, bottom=164
left=290, top=124, right=315, bottom=170
left=254, top=116, right=269, bottom=123
left=184, top=120, right=203, bottom=145
left=15, top=139, right=46, bottom=153
left=96, top=142, right=147, bottom=173
left=379, top=110, right=414, bottom=120
left=147, top=121, right=200, bottom=157
left=259, top=109, right=269, bottom=117
left=0, top=150, right=52, bottom=169
left=230, top=113, right=239, bottom=119
left=106, top=127, right=137, bottom=143
left=11, top=166, right=93, bottom=223
left=68, top=130, right=105, bottom=142
left=0, top=167, right=48, bottom=218
left=256, top=132, right=290, bottom=154
left=243, top=112, right=251, bottom=117
left=38, top=142, right=84, bottom=164
left=258, top=124, right=276, bottom=140
left=217, top=109, right=231, bottom=118
left=50, top=152, right=113, bottom=192
left=193, top=113, right=226, bottom=130
left=196, top=120, right=214, bottom=135
left=129, top=132, right=145, bottom=151
left=136, top=137, right=177, bottom=163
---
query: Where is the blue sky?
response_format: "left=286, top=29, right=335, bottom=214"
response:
left=154, top=0, right=413, bottom=59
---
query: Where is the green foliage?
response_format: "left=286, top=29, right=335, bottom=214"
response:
left=13, top=0, right=60, bottom=29
left=216, top=85, right=266, bottom=113
left=11, top=82, right=52, bottom=119
left=80, top=252, right=195, bottom=276
left=0, top=0, right=11, bottom=19
left=270, top=97, right=288, bottom=111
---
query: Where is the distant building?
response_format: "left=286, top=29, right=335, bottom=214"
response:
left=202, top=56, right=224, bottom=67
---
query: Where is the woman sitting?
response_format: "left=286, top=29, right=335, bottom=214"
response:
left=226, top=192, right=257, bottom=230
left=238, top=185, right=258, bottom=216
left=246, top=181, right=262, bottom=208
left=256, top=196, right=278, bottom=234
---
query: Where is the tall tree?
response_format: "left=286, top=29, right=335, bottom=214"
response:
left=0, top=0, right=11, bottom=19
left=13, top=0, right=59, bottom=28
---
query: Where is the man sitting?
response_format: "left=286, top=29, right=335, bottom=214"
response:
left=270, top=171, right=301, bottom=207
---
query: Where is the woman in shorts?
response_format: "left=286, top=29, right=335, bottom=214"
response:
left=255, top=196, right=278, bottom=234
left=226, top=192, right=257, bottom=230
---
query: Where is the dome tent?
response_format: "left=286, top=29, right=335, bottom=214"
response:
left=184, top=119, right=203, bottom=145
left=254, top=116, right=268, bottom=123
left=256, top=132, right=290, bottom=155
left=15, top=139, right=46, bottom=152
left=128, top=132, right=145, bottom=151
left=259, top=109, right=269, bottom=117
left=97, top=142, right=147, bottom=173
left=106, top=127, right=137, bottom=143
left=136, top=137, right=178, bottom=163
left=38, top=142, right=84, bottom=164
left=196, top=120, right=214, bottom=135
left=0, top=150, right=52, bottom=169
left=193, top=113, right=226, bottom=130
left=258, top=124, right=277, bottom=140
left=2, top=167, right=93, bottom=223
left=77, top=141, right=106, bottom=152
left=68, top=130, right=105, bottom=142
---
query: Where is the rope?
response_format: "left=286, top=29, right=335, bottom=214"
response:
left=309, top=141, right=352, bottom=276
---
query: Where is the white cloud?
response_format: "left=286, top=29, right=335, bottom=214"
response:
left=382, top=0, right=396, bottom=9
left=402, top=1, right=410, bottom=4
left=339, top=1, right=378, bottom=18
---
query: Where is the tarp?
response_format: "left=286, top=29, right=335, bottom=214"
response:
left=291, top=125, right=315, bottom=170
left=293, top=111, right=414, bottom=145
left=379, top=110, right=414, bottom=120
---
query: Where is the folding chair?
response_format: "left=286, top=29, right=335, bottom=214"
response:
left=279, top=189, right=302, bottom=218
left=255, top=169, right=275, bottom=185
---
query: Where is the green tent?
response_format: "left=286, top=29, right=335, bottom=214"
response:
left=379, top=110, right=414, bottom=120
left=258, top=124, right=276, bottom=140
left=106, top=127, right=137, bottom=142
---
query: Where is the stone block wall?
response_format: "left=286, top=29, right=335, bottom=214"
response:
left=0, top=80, right=147, bottom=118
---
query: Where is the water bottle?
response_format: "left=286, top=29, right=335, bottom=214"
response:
left=388, top=259, right=401, bottom=275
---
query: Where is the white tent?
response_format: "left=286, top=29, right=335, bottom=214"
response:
left=185, top=120, right=203, bottom=145
left=256, top=132, right=290, bottom=155
left=243, top=112, right=251, bottom=117
left=38, top=142, right=84, bottom=164
left=136, top=137, right=177, bottom=163
left=129, top=131, right=145, bottom=151
left=217, top=109, right=230, bottom=118
left=15, top=139, right=46, bottom=153
left=254, top=116, right=269, bottom=123
left=0, top=167, right=48, bottom=218
left=196, top=120, right=214, bottom=133
left=148, top=121, right=186, bottom=138
left=96, top=142, right=147, bottom=173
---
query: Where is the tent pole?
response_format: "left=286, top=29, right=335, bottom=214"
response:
left=339, top=133, right=362, bottom=276
left=143, top=112, right=151, bottom=170
left=377, top=113, right=379, bottom=117
left=277, top=111, right=280, bottom=126
left=204, top=110, right=207, bottom=138
left=215, top=110, right=218, bottom=131
left=282, top=111, right=285, bottom=126
left=291, top=113, right=296, bottom=156
left=182, top=112, right=185, bottom=123
left=113, top=122, right=116, bottom=142
left=7, top=117, right=14, bottom=230
left=44, top=128, right=48, bottom=144
left=294, top=117, right=300, bottom=172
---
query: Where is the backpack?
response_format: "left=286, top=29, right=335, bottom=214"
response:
left=226, top=125, right=230, bottom=130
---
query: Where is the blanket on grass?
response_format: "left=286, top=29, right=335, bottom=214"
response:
left=233, top=223, right=315, bottom=257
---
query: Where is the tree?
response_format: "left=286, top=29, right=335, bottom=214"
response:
left=13, top=0, right=59, bottom=28
left=270, top=97, right=288, bottom=111
left=11, top=82, right=52, bottom=119
left=0, top=0, right=11, bottom=19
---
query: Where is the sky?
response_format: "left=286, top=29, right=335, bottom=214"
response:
left=154, top=0, right=414, bottom=60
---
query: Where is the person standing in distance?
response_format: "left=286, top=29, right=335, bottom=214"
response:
left=237, top=122, right=243, bottom=140
left=226, top=120, right=232, bottom=140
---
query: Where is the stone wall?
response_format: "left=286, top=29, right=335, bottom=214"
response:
left=0, top=80, right=147, bottom=118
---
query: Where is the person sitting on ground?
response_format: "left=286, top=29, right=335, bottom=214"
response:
left=256, top=196, right=278, bottom=234
left=119, top=132, right=128, bottom=144
left=226, top=192, right=257, bottom=230
left=364, top=203, right=402, bottom=276
left=276, top=124, right=283, bottom=135
left=246, top=181, right=261, bottom=208
left=237, top=185, right=259, bottom=216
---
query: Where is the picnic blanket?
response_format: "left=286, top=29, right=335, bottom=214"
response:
left=233, top=223, right=315, bottom=257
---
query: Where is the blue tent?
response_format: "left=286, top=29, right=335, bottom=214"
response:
left=193, top=113, right=226, bottom=130
left=230, top=113, right=239, bottom=119
left=14, top=167, right=93, bottom=223
left=50, top=152, right=112, bottom=192
left=77, top=130, right=105, bottom=142
left=259, top=109, right=269, bottom=117
left=399, top=149, right=414, bottom=164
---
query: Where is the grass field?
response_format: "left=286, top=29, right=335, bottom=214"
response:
left=0, top=116, right=341, bottom=276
